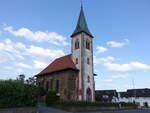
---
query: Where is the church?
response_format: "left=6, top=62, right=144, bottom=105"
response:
left=36, top=5, right=95, bottom=102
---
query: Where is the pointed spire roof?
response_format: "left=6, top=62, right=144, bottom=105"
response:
left=71, top=5, right=93, bottom=38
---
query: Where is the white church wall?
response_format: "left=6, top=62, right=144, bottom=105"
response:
left=82, top=34, right=94, bottom=101
left=71, top=33, right=95, bottom=101
left=72, top=34, right=83, bottom=100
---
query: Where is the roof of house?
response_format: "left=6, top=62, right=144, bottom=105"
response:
left=119, top=88, right=150, bottom=97
left=95, top=90, right=118, bottom=98
left=95, top=90, right=118, bottom=100
left=36, top=54, right=78, bottom=76
left=71, top=5, right=93, bottom=38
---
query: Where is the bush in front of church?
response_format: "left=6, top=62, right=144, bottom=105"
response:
left=0, top=80, right=40, bottom=108
left=45, top=91, right=59, bottom=106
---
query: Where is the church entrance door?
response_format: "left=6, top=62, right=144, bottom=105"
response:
left=86, top=88, right=92, bottom=101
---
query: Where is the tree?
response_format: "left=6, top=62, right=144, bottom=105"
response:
left=26, top=77, right=36, bottom=85
left=17, top=74, right=25, bottom=82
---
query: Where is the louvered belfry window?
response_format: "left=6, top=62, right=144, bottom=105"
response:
left=75, top=39, right=79, bottom=49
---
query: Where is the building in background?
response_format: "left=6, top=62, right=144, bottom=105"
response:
left=95, top=89, right=150, bottom=108
left=118, top=88, right=150, bottom=107
left=36, top=5, right=95, bottom=101
left=95, top=90, right=118, bottom=102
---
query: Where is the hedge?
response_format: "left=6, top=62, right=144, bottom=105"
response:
left=0, top=80, right=40, bottom=108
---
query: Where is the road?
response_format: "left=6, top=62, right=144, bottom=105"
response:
left=74, top=109, right=150, bottom=113
left=38, top=106, right=150, bottom=113
left=112, top=109, right=150, bottom=113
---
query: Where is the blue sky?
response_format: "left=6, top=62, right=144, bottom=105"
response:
left=0, top=0, right=150, bottom=91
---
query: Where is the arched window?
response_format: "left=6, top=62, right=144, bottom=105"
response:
left=50, top=79, right=53, bottom=90
left=88, top=76, right=90, bottom=83
left=76, top=58, right=78, bottom=64
left=86, top=39, right=90, bottom=50
left=46, top=81, right=49, bottom=91
left=87, top=58, right=90, bottom=64
left=75, top=39, right=79, bottom=49
left=56, top=80, right=60, bottom=93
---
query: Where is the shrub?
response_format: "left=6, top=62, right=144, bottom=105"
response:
left=39, top=86, right=46, bottom=97
left=45, top=91, right=59, bottom=106
left=0, top=80, right=40, bottom=108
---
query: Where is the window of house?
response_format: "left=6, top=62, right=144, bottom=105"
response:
left=50, top=79, right=53, bottom=90
left=75, top=39, right=79, bottom=49
left=76, top=58, right=78, bottom=64
left=56, top=80, right=60, bottom=93
left=46, top=81, right=49, bottom=91
left=88, top=76, right=90, bottom=83
left=86, top=39, right=90, bottom=50
left=87, top=58, right=90, bottom=64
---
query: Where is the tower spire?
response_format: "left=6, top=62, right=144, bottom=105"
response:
left=81, top=0, right=83, bottom=8
left=71, top=4, right=93, bottom=38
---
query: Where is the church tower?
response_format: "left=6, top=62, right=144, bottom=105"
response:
left=71, top=5, right=95, bottom=101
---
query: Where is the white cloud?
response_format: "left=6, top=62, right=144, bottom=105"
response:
left=112, top=74, right=128, bottom=79
left=27, top=45, right=64, bottom=62
left=4, top=26, right=69, bottom=46
left=16, top=62, right=32, bottom=69
left=96, top=46, right=108, bottom=54
left=15, top=68, right=23, bottom=73
left=0, top=39, right=65, bottom=74
left=33, top=60, right=48, bottom=70
left=94, top=56, right=115, bottom=65
left=107, top=39, right=129, bottom=48
left=104, top=62, right=150, bottom=72
left=103, top=79, right=113, bottom=82
left=0, top=39, right=25, bottom=63
left=94, top=55, right=150, bottom=72
left=16, top=61, right=48, bottom=70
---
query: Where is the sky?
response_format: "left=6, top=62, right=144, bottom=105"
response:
left=0, top=0, right=150, bottom=91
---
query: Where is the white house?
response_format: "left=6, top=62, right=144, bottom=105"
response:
left=118, top=89, right=150, bottom=108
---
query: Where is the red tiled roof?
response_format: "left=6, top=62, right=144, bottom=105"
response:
left=37, top=54, right=78, bottom=76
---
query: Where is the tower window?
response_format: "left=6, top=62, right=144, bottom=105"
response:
left=75, top=39, right=79, bottom=49
left=87, top=58, right=90, bottom=64
left=86, top=39, right=90, bottom=50
left=76, top=58, right=78, bottom=64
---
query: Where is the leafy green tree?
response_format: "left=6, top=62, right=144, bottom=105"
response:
left=17, top=74, right=25, bottom=82
left=26, top=77, right=36, bottom=85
